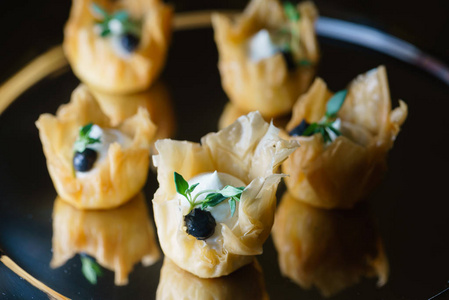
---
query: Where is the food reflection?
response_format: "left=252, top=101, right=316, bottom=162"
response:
left=156, top=258, right=269, bottom=300
left=218, top=101, right=290, bottom=130
left=91, top=81, right=176, bottom=144
left=272, top=192, right=388, bottom=297
left=50, top=192, right=160, bottom=285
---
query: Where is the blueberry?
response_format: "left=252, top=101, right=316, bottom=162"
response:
left=184, top=208, right=216, bottom=240
left=120, top=33, right=140, bottom=53
left=281, top=49, right=297, bottom=71
left=73, top=148, right=97, bottom=172
left=289, top=119, right=310, bottom=136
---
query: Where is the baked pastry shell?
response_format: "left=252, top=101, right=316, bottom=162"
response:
left=282, top=66, right=408, bottom=209
left=152, top=111, right=299, bottom=278
left=50, top=193, right=160, bottom=285
left=64, top=0, right=173, bottom=94
left=36, top=85, right=156, bottom=209
left=212, top=0, right=319, bottom=118
left=272, top=192, right=388, bottom=297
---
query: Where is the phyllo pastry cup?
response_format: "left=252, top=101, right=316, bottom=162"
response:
left=50, top=193, right=160, bottom=286
left=212, top=0, right=319, bottom=118
left=152, top=111, right=299, bottom=278
left=64, top=0, right=172, bottom=94
left=282, top=66, right=408, bottom=209
left=36, top=85, right=156, bottom=209
left=272, top=192, right=388, bottom=297
left=156, top=258, right=269, bottom=300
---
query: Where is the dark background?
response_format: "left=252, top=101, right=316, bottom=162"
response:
left=1, top=0, right=449, bottom=83
left=1, top=1, right=449, bottom=300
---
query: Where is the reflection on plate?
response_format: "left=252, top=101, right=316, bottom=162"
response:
left=272, top=192, right=388, bottom=297
left=156, top=258, right=269, bottom=300
left=50, top=192, right=160, bottom=286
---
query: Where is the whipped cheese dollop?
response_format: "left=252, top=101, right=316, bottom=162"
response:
left=247, top=29, right=281, bottom=62
left=76, top=124, right=132, bottom=178
left=179, top=171, right=246, bottom=247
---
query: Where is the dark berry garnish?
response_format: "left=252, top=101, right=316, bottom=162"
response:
left=73, top=148, right=98, bottom=172
left=120, top=33, right=140, bottom=53
left=281, top=49, right=297, bottom=71
left=289, top=119, right=310, bottom=136
left=184, top=208, right=216, bottom=240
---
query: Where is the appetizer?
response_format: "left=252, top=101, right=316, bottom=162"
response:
left=64, top=0, right=172, bottom=94
left=156, top=258, right=269, bottom=300
left=272, top=192, right=388, bottom=297
left=36, top=85, right=156, bottom=209
left=50, top=193, right=160, bottom=285
left=212, top=0, right=319, bottom=118
left=282, top=66, right=408, bottom=209
left=152, top=111, right=299, bottom=278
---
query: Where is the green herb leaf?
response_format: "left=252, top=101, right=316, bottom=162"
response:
left=326, top=89, right=348, bottom=118
left=174, top=172, right=246, bottom=215
left=91, top=3, right=108, bottom=18
left=298, top=59, right=311, bottom=66
left=219, top=186, right=245, bottom=197
left=80, top=256, right=102, bottom=285
left=187, top=183, right=199, bottom=195
left=283, top=2, right=300, bottom=21
left=302, top=122, right=318, bottom=137
left=74, top=123, right=101, bottom=153
left=174, top=172, right=189, bottom=197
left=229, top=199, right=236, bottom=217
left=112, top=10, right=129, bottom=21
left=202, top=193, right=227, bottom=209
left=91, top=3, right=141, bottom=38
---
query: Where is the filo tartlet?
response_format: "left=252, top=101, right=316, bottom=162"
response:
left=152, top=111, right=299, bottom=278
left=64, top=0, right=172, bottom=93
left=212, top=0, right=319, bottom=118
left=282, top=66, right=408, bottom=209
left=36, top=85, right=156, bottom=209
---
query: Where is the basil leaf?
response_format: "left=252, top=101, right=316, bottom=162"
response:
left=81, top=256, right=102, bottom=285
left=174, top=172, right=189, bottom=197
left=219, top=186, right=244, bottom=197
left=326, top=89, right=347, bottom=118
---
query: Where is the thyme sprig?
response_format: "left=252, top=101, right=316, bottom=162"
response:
left=91, top=3, right=141, bottom=38
left=73, top=123, right=101, bottom=153
left=281, top=2, right=305, bottom=66
left=174, top=172, right=245, bottom=217
left=302, top=89, right=348, bottom=143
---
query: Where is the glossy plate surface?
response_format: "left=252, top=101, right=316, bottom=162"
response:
left=1, top=13, right=449, bottom=300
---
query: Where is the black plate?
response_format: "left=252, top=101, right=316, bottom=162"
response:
left=1, top=14, right=449, bottom=300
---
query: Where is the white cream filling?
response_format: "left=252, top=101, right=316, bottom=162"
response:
left=75, top=124, right=132, bottom=178
left=247, top=29, right=281, bottom=62
left=178, top=171, right=246, bottom=249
